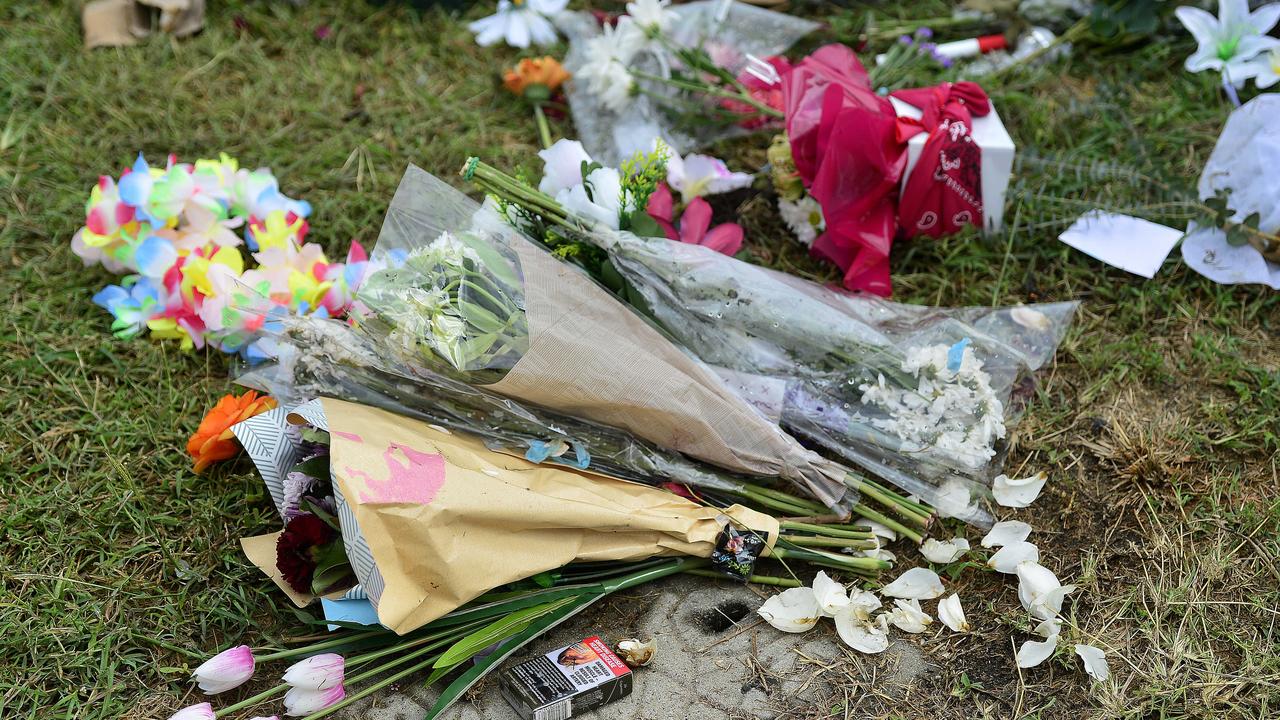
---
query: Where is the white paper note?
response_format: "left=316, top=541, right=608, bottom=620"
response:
left=1058, top=211, right=1184, bottom=279
left=1181, top=225, right=1280, bottom=289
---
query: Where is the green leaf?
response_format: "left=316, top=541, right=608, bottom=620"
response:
left=291, top=455, right=330, bottom=481
left=1243, top=212, right=1261, bottom=230
left=431, top=595, right=578, bottom=673
left=456, top=233, right=522, bottom=290
left=455, top=298, right=508, bottom=335
left=428, top=585, right=593, bottom=629
left=626, top=211, right=665, bottom=239
left=423, top=590, right=606, bottom=720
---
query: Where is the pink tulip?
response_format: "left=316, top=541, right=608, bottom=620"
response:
left=192, top=644, right=255, bottom=694
left=249, top=716, right=281, bottom=720
left=284, top=684, right=346, bottom=716
left=281, top=653, right=345, bottom=690
left=167, top=703, right=215, bottom=720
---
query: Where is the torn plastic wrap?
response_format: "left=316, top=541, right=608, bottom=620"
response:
left=346, top=166, right=856, bottom=512
left=523, top=210, right=1076, bottom=525
left=557, top=0, right=820, bottom=164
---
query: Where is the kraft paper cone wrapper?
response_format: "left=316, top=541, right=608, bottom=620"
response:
left=273, top=398, right=778, bottom=634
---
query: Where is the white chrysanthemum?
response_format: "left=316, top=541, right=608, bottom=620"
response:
left=469, top=0, right=568, bottom=49
left=575, top=18, right=644, bottom=113
left=778, top=196, right=825, bottom=246
left=626, top=0, right=678, bottom=34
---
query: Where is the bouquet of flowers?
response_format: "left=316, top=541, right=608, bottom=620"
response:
left=558, top=0, right=820, bottom=163
left=343, top=165, right=931, bottom=518
left=466, top=149, right=1076, bottom=524
left=72, top=153, right=373, bottom=357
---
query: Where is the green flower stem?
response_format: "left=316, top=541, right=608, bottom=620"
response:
left=255, top=629, right=389, bottom=662
left=738, top=483, right=829, bottom=514
left=769, top=546, right=889, bottom=574
left=683, top=568, right=802, bottom=587
left=630, top=69, right=784, bottom=119
left=781, top=535, right=876, bottom=550
left=779, top=521, right=874, bottom=541
left=532, top=103, right=553, bottom=150
left=848, top=503, right=923, bottom=544
left=603, top=557, right=704, bottom=593
left=850, top=477, right=932, bottom=527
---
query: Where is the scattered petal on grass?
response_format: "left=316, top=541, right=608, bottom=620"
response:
left=921, top=537, right=970, bottom=563
left=881, top=567, right=944, bottom=599
left=812, top=571, right=850, bottom=616
left=888, top=598, right=933, bottom=633
left=981, top=520, right=1032, bottom=548
left=847, top=588, right=883, bottom=620
left=758, top=587, right=821, bottom=632
left=988, top=541, right=1039, bottom=573
left=1075, top=644, right=1111, bottom=681
left=1016, top=562, right=1077, bottom=620
left=835, top=606, right=889, bottom=653
left=993, top=472, right=1048, bottom=507
left=1016, top=618, right=1062, bottom=668
left=938, top=593, right=970, bottom=632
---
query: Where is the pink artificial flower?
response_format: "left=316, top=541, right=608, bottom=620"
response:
left=167, top=702, right=216, bottom=720
left=645, top=183, right=743, bottom=256
left=282, top=653, right=345, bottom=691
left=284, top=684, right=346, bottom=716
left=191, top=644, right=255, bottom=694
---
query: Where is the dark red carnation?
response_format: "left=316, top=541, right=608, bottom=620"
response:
left=276, top=513, right=336, bottom=593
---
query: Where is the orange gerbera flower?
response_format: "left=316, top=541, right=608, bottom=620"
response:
left=187, top=390, right=278, bottom=473
left=503, top=56, right=570, bottom=99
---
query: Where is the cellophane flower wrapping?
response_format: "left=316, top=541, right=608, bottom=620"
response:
left=530, top=208, right=1076, bottom=524
left=234, top=315, right=763, bottom=497
left=558, top=0, right=819, bottom=164
left=231, top=397, right=779, bottom=634
left=347, top=166, right=853, bottom=510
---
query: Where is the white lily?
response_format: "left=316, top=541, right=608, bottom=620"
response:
left=1246, top=48, right=1280, bottom=88
left=981, top=520, right=1032, bottom=548
left=811, top=571, right=851, bottom=616
left=666, top=152, right=754, bottom=202
left=920, top=537, right=970, bottom=564
left=992, top=471, right=1047, bottom=508
left=834, top=606, right=890, bottom=654
left=1175, top=0, right=1280, bottom=85
left=1016, top=561, right=1077, bottom=621
left=881, top=567, right=945, bottom=600
left=537, top=139, right=593, bottom=196
left=757, top=586, right=822, bottom=633
left=938, top=593, right=970, bottom=632
left=888, top=598, right=933, bottom=633
left=988, top=540, right=1040, bottom=574
left=469, top=0, right=568, bottom=49
left=1074, top=644, right=1111, bottom=681
left=555, top=166, right=632, bottom=230
left=1016, top=618, right=1062, bottom=668
left=861, top=536, right=897, bottom=563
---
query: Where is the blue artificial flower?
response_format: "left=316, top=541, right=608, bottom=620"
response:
left=94, top=276, right=165, bottom=339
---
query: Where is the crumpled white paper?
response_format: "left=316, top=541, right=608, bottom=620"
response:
left=1181, top=94, right=1280, bottom=290
left=1058, top=210, right=1184, bottom=278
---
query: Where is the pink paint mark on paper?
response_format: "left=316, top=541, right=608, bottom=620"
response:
left=333, top=430, right=363, bottom=443
left=348, top=442, right=446, bottom=505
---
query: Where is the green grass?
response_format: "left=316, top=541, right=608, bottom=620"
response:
left=2, top=1, right=1279, bottom=719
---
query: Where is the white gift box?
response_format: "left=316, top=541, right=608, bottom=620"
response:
left=889, top=96, right=1016, bottom=234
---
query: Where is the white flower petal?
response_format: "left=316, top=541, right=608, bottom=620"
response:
left=538, top=139, right=592, bottom=195
left=847, top=588, right=883, bottom=620
left=1010, top=306, right=1050, bottom=331
left=1032, top=583, right=1078, bottom=621
left=811, top=571, right=850, bottom=617
left=992, top=472, right=1048, bottom=508
left=920, top=537, right=970, bottom=564
left=1034, top=617, right=1062, bottom=638
left=888, top=598, right=933, bottom=633
left=938, top=594, right=970, bottom=632
left=932, top=477, right=974, bottom=518
left=1074, top=644, right=1111, bottom=681
left=881, top=567, right=945, bottom=600
left=981, top=520, right=1032, bottom=548
left=1175, top=6, right=1222, bottom=48
left=834, top=606, right=889, bottom=654
left=757, top=587, right=821, bottom=633
left=855, top=520, right=898, bottom=543
left=1016, top=633, right=1059, bottom=668
left=988, top=541, right=1040, bottom=574
left=1016, top=562, right=1076, bottom=620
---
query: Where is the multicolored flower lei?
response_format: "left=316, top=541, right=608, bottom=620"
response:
left=72, top=153, right=377, bottom=358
